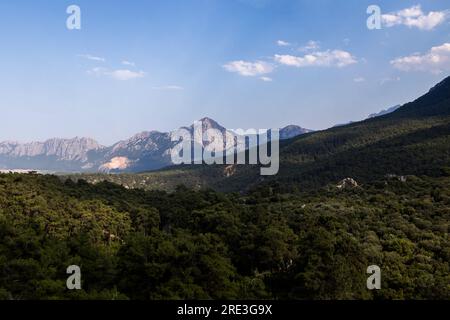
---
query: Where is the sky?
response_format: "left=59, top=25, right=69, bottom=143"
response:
left=0, top=0, right=449, bottom=145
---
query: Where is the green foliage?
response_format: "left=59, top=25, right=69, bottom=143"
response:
left=0, top=172, right=448, bottom=299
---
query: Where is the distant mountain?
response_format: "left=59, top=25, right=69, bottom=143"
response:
left=334, top=105, right=401, bottom=127
left=0, top=137, right=104, bottom=172
left=98, top=117, right=238, bottom=172
left=368, top=105, right=400, bottom=118
left=0, top=117, right=310, bottom=173
left=86, top=75, right=450, bottom=192
left=100, top=131, right=172, bottom=172
left=280, top=125, right=313, bottom=139
left=0, top=137, right=102, bottom=161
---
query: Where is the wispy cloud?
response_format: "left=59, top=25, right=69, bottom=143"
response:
left=391, top=42, right=450, bottom=73
left=122, top=60, right=136, bottom=67
left=353, top=77, right=365, bottom=83
left=260, top=76, right=273, bottom=82
left=223, top=60, right=274, bottom=76
left=152, top=85, right=184, bottom=90
left=107, top=69, right=145, bottom=81
left=298, top=40, right=320, bottom=52
left=87, top=67, right=146, bottom=80
left=277, top=40, right=291, bottom=47
left=78, top=54, right=106, bottom=62
left=382, top=5, right=449, bottom=30
left=275, top=49, right=357, bottom=68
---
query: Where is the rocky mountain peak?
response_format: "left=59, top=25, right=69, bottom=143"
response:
left=280, top=125, right=313, bottom=140
left=197, top=117, right=226, bottom=133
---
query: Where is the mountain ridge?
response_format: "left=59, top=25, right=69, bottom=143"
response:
left=75, top=75, right=450, bottom=192
left=0, top=118, right=312, bottom=172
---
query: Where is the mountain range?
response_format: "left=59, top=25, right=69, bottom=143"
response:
left=367, top=105, right=400, bottom=118
left=76, top=75, right=450, bottom=192
left=4, top=74, right=447, bottom=178
left=333, top=104, right=401, bottom=127
left=0, top=119, right=312, bottom=173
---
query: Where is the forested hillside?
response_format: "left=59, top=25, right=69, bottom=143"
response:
left=0, top=173, right=448, bottom=299
left=70, top=76, right=450, bottom=193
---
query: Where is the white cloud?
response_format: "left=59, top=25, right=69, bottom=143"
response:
left=353, top=77, right=365, bottom=83
left=78, top=54, right=105, bottom=62
left=277, top=40, right=291, bottom=47
left=274, top=50, right=357, bottom=68
left=224, top=45, right=356, bottom=78
left=107, top=69, right=145, bottom=80
left=152, top=85, right=184, bottom=90
left=223, top=60, right=274, bottom=76
left=391, top=42, right=450, bottom=73
left=87, top=67, right=145, bottom=80
left=382, top=5, right=449, bottom=30
left=299, top=40, right=320, bottom=52
left=122, top=60, right=136, bottom=67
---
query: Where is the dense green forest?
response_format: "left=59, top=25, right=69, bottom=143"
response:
left=0, top=172, right=448, bottom=299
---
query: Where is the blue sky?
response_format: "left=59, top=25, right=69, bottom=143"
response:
left=0, top=0, right=449, bottom=145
